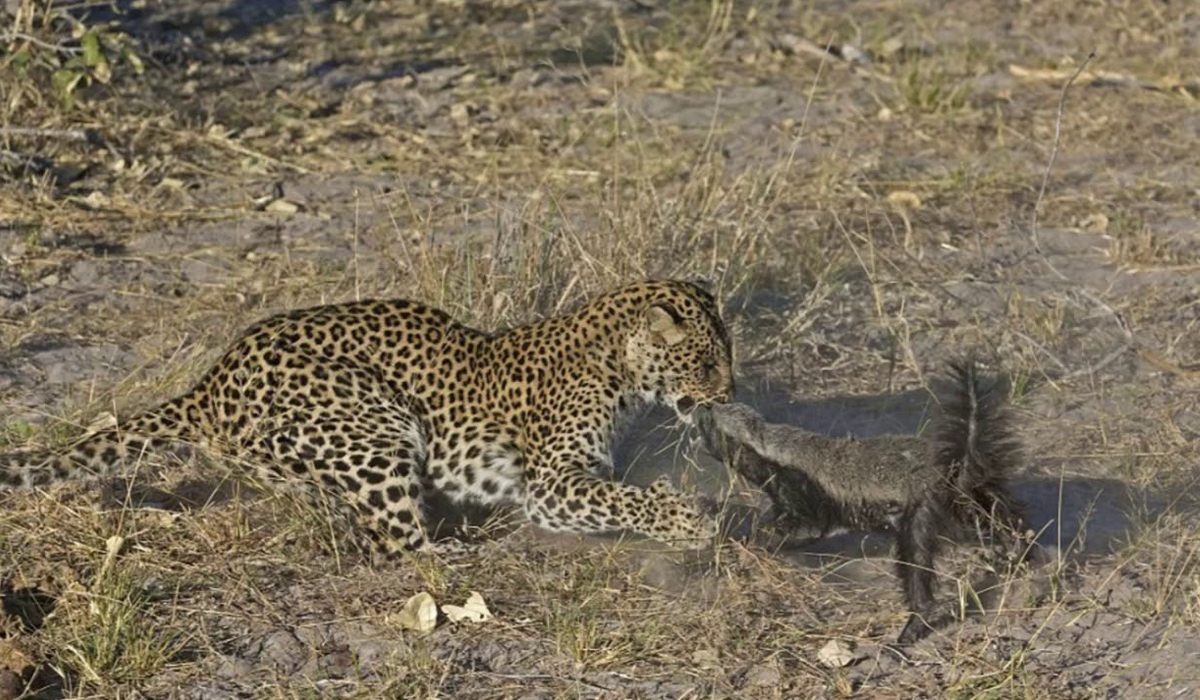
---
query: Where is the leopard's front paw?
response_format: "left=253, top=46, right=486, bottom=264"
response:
left=646, top=478, right=718, bottom=549
left=668, top=510, right=718, bottom=550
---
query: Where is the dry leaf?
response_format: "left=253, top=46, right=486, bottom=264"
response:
left=886, top=190, right=922, bottom=209
left=1080, top=212, right=1110, bottom=234
left=393, top=592, right=438, bottom=633
left=817, top=639, right=858, bottom=668
left=265, top=199, right=300, bottom=215
left=86, top=411, right=118, bottom=434
left=442, top=591, right=493, bottom=623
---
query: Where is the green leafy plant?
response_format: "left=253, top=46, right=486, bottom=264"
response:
left=3, top=0, right=145, bottom=111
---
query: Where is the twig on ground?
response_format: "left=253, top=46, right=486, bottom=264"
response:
left=479, top=672, right=610, bottom=692
left=1009, top=63, right=1200, bottom=95
left=1028, top=50, right=1139, bottom=381
left=0, top=126, right=104, bottom=145
left=0, top=149, right=53, bottom=171
left=196, top=131, right=312, bottom=174
left=1010, top=331, right=1070, bottom=375
left=0, top=31, right=83, bottom=55
left=773, top=33, right=894, bottom=84
left=1030, top=51, right=1095, bottom=255
left=1057, top=341, right=1130, bottom=381
left=1136, top=347, right=1200, bottom=380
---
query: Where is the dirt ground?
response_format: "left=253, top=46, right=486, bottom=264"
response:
left=1, top=0, right=1199, bottom=698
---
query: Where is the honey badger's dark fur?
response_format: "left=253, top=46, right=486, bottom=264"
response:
left=699, top=361, right=1028, bottom=643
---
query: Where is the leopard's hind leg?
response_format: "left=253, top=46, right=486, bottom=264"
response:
left=246, top=406, right=431, bottom=556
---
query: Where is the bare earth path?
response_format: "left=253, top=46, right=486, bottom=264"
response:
left=1, top=1, right=1198, bottom=698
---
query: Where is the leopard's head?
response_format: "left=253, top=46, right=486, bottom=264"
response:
left=624, top=281, right=735, bottom=422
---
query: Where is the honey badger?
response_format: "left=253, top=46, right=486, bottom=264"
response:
left=698, top=360, right=1029, bottom=643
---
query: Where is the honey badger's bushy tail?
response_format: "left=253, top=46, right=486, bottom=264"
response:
left=934, top=359, right=1025, bottom=524
left=0, top=394, right=201, bottom=491
left=896, top=358, right=1028, bottom=643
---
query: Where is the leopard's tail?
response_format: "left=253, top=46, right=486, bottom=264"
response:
left=933, top=359, right=1025, bottom=525
left=0, top=393, right=204, bottom=491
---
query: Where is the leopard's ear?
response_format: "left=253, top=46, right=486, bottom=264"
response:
left=646, top=304, right=686, bottom=346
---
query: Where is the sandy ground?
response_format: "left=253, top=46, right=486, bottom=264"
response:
left=1, top=0, right=1199, bottom=698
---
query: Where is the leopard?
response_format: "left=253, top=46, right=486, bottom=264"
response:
left=0, top=280, right=734, bottom=556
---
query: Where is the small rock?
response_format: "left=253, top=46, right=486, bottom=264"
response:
left=510, top=68, right=546, bottom=89
left=319, top=647, right=356, bottom=677
left=879, top=37, right=905, bottom=58
left=214, top=655, right=254, bottom=680
left=692, top=648, right=721, bottom=669
left=0, top=670, right=22, bottom=700
left=742, top=662, right=781, bottom=687
left=181, top=682, right=241, bottom=700
left=449, top=102, right=471, bottom=125
left=839, top=44, right=869, bottom=64
left=69, top=259, right=102, bottom=287
left=83, top=191, right=110, bottom=208
left=0, top=638, right=33, bottom=700
left=258, top=630, right=307, bottom=673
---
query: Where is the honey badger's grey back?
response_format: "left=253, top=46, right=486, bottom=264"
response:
left=701, top=360, right=1020, bottom=517
left=703, top=403, right=937, bottom=506
left=697, top=413, right=907, bottom=537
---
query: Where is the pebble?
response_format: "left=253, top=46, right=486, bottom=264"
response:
left=742, top=662, right=782, bottom=687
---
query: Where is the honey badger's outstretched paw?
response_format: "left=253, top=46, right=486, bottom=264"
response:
left=708, top=402, right=768, bottom=451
